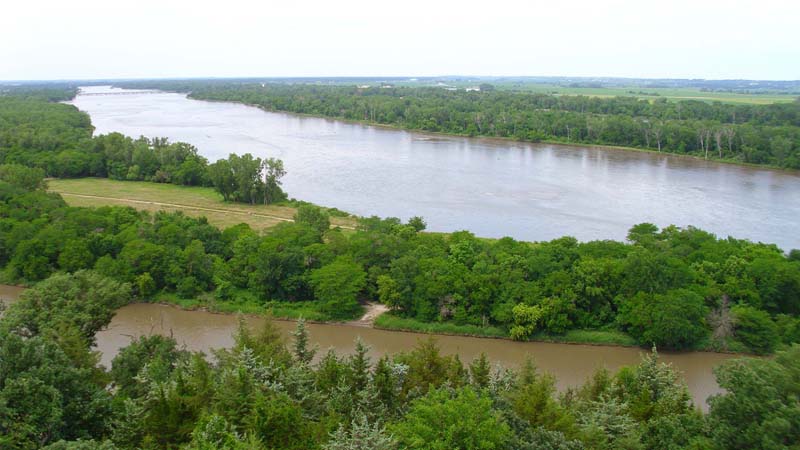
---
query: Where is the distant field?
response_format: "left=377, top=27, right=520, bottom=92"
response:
left=508, top=85, right=797, bottom=105
left=391, top=81, right=798, bottom=105
left=48, top=178, right=357, bottom=231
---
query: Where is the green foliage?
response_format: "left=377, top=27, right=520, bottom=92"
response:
left=612, top=349, right=693, bottom=423
left=510, top=303, right=544, bottom=340
left=184, top=414, right=257, bottom=450
left=407, top=216, right=426, bottom=232
left=574, top=396, right=642, bottom=449
left=0, top=92, right=211, bottom=186
left=1, top=271, right=131, bottom=344
left=390, top=387, right=512, bottom=449
left=291, top=318, right=317, bottom=365
left=510, top=360, right=575, bottom=435
left=0, top=332, right=113, bottom=449
left=619, top=289, right=708, bottom=350
left=731, top=305, right=780, bottom=354
left=229, top=316, right=293, bottom=368
left=310, top=256, right=367, bottom=320
left=42, top=440, right=118, bottom=449
left=324, top=414, right=397, bottom=450
left=776, top=313, right=800, bottom=345
left=207, top=153, right=287, bottom=205
left=247, top=391, right=314, bottom=449
left=294, top=204, right=331, bottom=233
left=468, top=353, right=491, bottom=388
left=110, top=335, right=188, bottom=399
left=639, top=412, right=709, bottom=450
left=707, top=345, right=800, bottom=449
left=374, top=312, right=507, bottom=338
left=395, top=338, right=465, bottom=396
left=0, top=164, right=46, bottom=191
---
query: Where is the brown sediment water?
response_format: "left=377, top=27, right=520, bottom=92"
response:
left=96, top=302, right=736, bottom=411
left=0, top=285, right=25, bottom=313
left=0, top=287, right=735, bottom=410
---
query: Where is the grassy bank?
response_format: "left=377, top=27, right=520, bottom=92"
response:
left=374, top=313, right=508, bottom=338
left=151, top=291, right=362, bottom=322
left=48, top=178, right=357, bottom=231
left=373, top=313, right=763, bottom=352
left=530, top=329, right=638, bottom=347
left=374, top=312, right=637, bottom=346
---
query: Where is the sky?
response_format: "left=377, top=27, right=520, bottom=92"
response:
left=2, top=0, right=799, bottom=81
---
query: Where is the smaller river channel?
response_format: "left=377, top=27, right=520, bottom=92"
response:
left=0, top=286, right=736, bottom=410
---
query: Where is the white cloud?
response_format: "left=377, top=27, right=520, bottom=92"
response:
left=1, top=0, right=798, bottom=80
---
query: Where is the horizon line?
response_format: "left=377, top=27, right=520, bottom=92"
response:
left=3, top=75, right=800, bottom=84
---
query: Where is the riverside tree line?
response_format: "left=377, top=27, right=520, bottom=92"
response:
left=121, top=81, right=800, bottom=169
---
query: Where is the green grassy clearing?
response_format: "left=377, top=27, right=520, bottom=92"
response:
left=47, top=178, right=357, bottom=232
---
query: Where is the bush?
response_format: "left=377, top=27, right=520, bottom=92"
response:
left=390, top=387, right=512, bottom=449
left=732, top=305, right=779, bottom=354
left=619, top=289, right=708, bottom=350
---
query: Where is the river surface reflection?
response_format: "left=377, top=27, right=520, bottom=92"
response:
left=69, top=86, right=800, bottom=250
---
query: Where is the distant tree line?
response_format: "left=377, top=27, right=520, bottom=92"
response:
left=131, top=82, right=800, bottom=169
left=1, top=263, right=799, bottom=448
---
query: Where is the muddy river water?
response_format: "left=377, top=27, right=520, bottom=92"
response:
left=0, top=287, right=736, bottom=410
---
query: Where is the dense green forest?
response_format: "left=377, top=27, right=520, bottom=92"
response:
left=1, top=88, right=799, bottom=354
left=119, top=81, right=800, bottom=169
left=2, top=265, right=799, bottom=449
left=0, top=162, right=798, bottom=353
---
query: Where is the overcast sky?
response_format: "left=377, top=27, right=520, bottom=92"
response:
left=2, top=0, right=798, bottom=81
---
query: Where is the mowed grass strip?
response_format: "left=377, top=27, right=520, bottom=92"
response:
left=48, top=178, right=357, bottom=231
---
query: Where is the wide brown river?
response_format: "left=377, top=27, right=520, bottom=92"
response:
left=1, top=286, right=736, bottom=411
left=69, top=86, right=800, bottom=251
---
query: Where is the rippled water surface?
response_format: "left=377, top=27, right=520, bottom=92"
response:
left=69, top=86, right=800, bottom=249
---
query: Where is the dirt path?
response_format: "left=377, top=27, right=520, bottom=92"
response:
left=57, top=192, right=356, bottom=230
left=347, top=302, right=390, bottom=327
